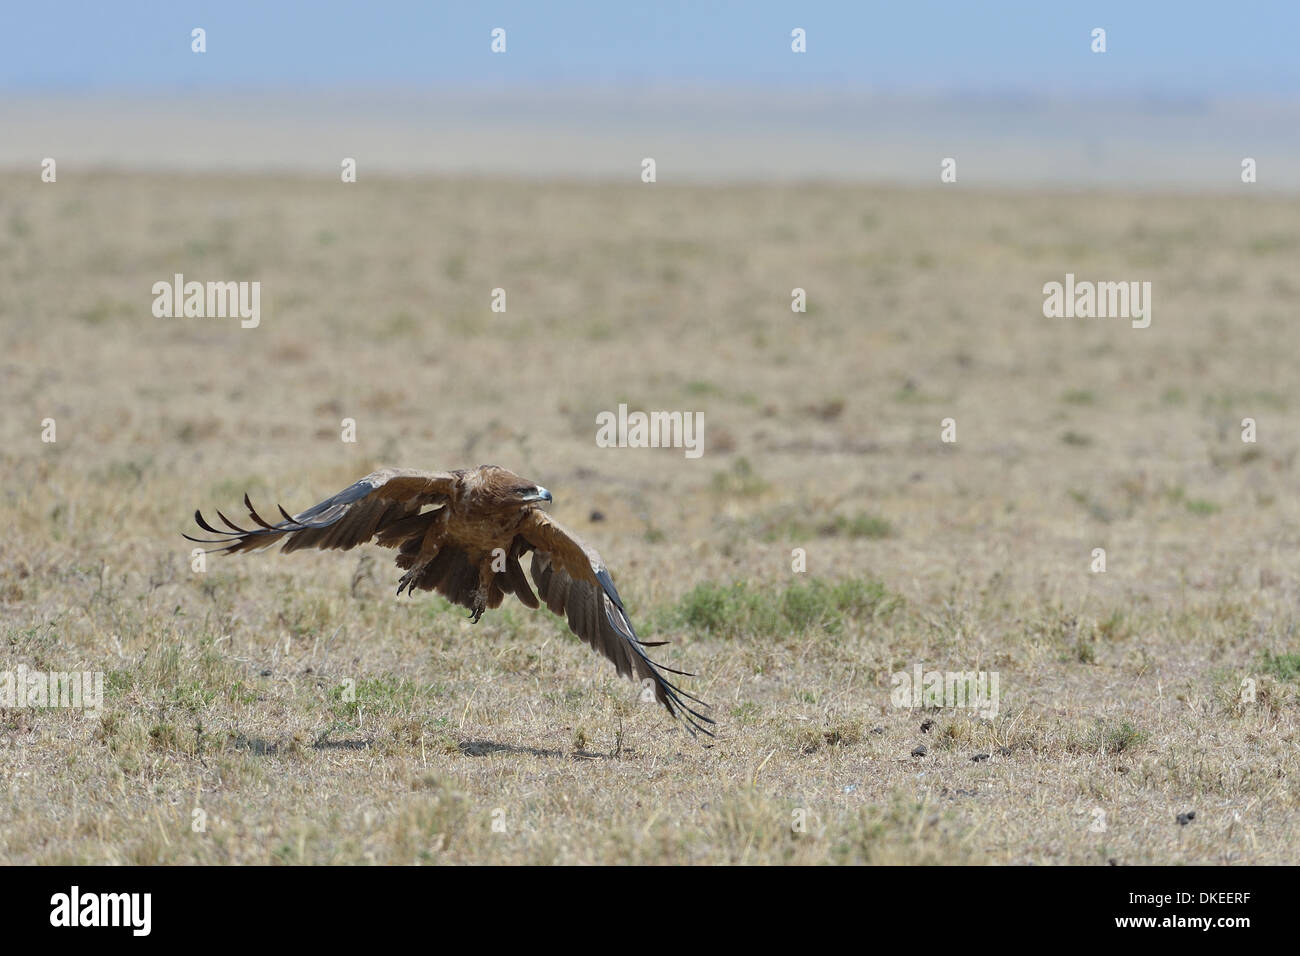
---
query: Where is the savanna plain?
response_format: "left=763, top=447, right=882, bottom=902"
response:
left=1, top=172, right=1297, bottom=863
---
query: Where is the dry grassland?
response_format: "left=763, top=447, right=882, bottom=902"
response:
left=1, top=172, right=1298, bottom=863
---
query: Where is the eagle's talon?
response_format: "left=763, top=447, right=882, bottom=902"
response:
left=396, top=565, right=424, bottom=596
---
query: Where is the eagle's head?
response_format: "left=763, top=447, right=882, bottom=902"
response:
left=466, top=464, right=552, bottom=511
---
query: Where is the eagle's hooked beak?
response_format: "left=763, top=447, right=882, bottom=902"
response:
left=523, top=486, right=553, bottom=503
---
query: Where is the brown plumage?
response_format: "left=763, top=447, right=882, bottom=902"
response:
left=184, top=465, right=713, bottom=735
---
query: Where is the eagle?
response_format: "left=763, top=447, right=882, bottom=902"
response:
left=184, top=465, right=713, bottom=735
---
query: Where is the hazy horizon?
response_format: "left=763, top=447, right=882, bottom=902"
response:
left=4, top=86, right=1297, bottom=191
left=5, top=2, right=1297, bottom=189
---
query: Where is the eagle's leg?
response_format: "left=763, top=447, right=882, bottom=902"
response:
left=467, top=559, right=494, bottom=624
left=396, top=550, right=438, bottom=596
left=396, top=520, right=448, bottom=597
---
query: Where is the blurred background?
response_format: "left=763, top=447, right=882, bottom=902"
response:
left=3, top=0, right=1300, bottom=187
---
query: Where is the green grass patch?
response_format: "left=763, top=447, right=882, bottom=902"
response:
left=711, top=457, right=768, bottom=497
left=663, top=577, right=900, bottom=638
left=1261, top=650, right=1300, bottom=682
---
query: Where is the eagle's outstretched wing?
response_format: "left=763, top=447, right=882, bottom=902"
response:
left=517, top=510, right=714, bottom=736
left=184, top=468, right=459, bottom=554
left=186, top=468, right=713, bottom=736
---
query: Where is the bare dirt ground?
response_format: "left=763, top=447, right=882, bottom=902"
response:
left=1, top=171, right=1297, bottom=863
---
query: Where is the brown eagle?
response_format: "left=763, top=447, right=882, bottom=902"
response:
left=185, top=465, right=713, bottom=735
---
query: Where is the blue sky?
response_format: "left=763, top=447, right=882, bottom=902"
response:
left=4, top=1, right=1299, bottom=98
